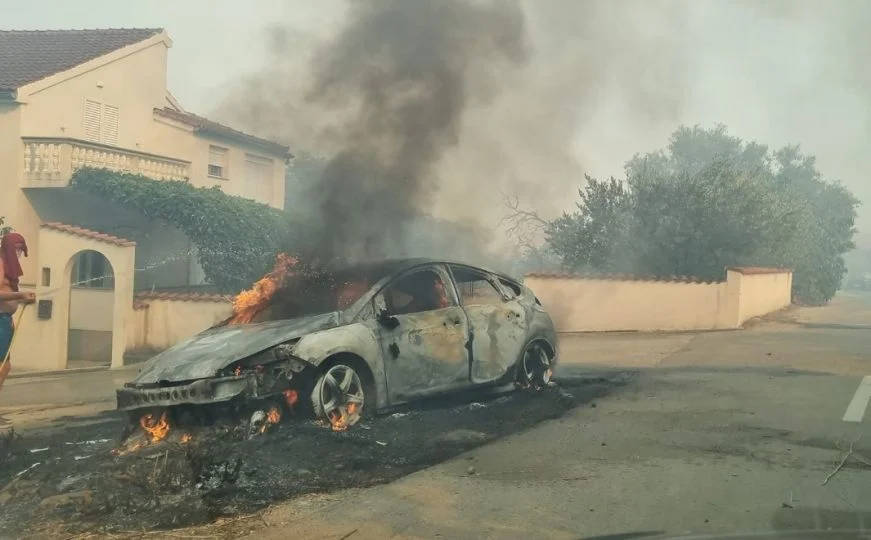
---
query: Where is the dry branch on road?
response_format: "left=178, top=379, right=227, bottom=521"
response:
left=822, top=433, right=863, bottom=485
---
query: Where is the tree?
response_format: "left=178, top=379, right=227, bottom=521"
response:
left=763, top=146, right=858, bottom=303
left=0, top=217, right=10, bottom=236
left=548, top=125, right=859, bottom=304
left=546, top=176, right=631, bottom=272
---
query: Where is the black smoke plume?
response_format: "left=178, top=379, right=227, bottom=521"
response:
left=283, top=0, right=529, bottom=265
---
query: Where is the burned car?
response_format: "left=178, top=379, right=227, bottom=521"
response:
left=117, top=258, right=558, bottom=436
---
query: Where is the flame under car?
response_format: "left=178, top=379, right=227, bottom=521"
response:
left=116, top=258, right=558, bottom=435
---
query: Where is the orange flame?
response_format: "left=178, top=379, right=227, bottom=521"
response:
left=283, top=389, right=299, bottom=408
left=180, top=433, right=193, bottom=444
left=328, top=410, right=348, bottom=432
left=260, top=406, right=282, bottom=434
left=112, top=439, right=146, bottom=456
left=140, top=411, right=170, bottom=443
left=327, top=402, right=361, bottom=432
left=229, top=253, right=298, bottom=325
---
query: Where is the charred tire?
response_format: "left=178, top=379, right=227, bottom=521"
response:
left=517, top=340, right=553, bottom=388
left=311, top=363, right=367, bottom=428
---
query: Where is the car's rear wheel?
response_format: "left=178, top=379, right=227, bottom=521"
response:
left=517, top=341, right=553, bottom=388
left=311, top=363, right=366, bottom=430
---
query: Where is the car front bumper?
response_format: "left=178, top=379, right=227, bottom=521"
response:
left=116, top=375, right=253, bottom=411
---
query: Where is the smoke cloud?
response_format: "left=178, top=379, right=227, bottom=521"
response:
left=217, top=0, right=871, bottom=267
left=220, top=0, right=529, bottom=266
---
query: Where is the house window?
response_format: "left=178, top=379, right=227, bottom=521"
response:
left=82, top=99, right=119, bottom=145
left=244, top=154, right=274, bottom=203
left=208, top=145, right=228, bottom=178
left=72, top=250, right=114, bottom=289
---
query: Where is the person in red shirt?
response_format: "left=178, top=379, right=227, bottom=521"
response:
left=0, top=232, right=36, bottom=397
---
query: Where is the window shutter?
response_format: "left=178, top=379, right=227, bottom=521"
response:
left=83, top=99, right=101, bottom=142
left=102, top=104, right=119, bottom=145
left=245, top=155, right=274, bottom=204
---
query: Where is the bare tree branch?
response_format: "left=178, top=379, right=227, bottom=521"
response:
left=499, top=191, right=550, bottom=258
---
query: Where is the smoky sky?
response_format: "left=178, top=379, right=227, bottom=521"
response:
left=217, top=0, right=871, bottom=260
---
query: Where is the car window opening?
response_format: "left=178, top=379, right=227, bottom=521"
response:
left=450, top=266, right=504, bottom=307
left=385, top=269, right=450, bottom=315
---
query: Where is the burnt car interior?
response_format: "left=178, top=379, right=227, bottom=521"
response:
left=250, top=271, right=377, bottom=324
left=383, top=269, right=450, bottom=316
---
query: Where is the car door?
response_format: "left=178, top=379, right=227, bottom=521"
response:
left=447, top=264, right=528, bottom=383
left=373, top=264, right=472, bottom=402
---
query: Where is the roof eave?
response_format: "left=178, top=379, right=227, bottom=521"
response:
left=195, top=125, right=292, bottom=158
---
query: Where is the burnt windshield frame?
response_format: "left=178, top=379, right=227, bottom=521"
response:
left=261, top=265, right=397, bottom=321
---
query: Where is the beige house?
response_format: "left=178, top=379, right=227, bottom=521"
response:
left=0, top=28, right=290, bottom=371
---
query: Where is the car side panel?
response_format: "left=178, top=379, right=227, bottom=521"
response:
left=377, top=305, right=472, bottom=402
left=462, top=298, right=529, bottom=383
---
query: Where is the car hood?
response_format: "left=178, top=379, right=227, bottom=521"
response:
left=131, top=312, right=342, bottom=384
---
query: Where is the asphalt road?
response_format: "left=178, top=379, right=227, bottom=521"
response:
left=2, top=293, right=871, bottom=539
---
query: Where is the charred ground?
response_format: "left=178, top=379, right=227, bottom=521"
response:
left=0, top=372, right=630, bottom=538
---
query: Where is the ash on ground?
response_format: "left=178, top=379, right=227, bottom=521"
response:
left=0, top=374, right=629, bottom=538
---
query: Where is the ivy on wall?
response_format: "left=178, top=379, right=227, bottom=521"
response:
left=70, top=167, right=291, bottom=293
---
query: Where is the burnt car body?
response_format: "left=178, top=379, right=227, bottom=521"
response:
left=117, top=258, right=558, bottom=429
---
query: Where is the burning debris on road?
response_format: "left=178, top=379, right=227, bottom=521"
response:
left=0, top=373, right=629, bottom=538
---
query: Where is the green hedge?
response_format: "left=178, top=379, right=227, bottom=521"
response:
left=70, top=168, right=290, bottom=293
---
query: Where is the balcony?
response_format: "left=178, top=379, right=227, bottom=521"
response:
left=22, top=137, right=190, bottom=187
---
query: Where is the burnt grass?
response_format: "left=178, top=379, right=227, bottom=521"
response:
left=0, top=373, right=629, bottom=538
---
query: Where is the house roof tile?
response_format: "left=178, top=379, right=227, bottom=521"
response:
left=41, top=222, right=136, bottom=247
left=134, top=291, right=233, bottom=303
left=728, top=266, right=793, bottom=275
left=0, top=28, right=162, bottom=91
left=154, top=107, right=291, bottom=156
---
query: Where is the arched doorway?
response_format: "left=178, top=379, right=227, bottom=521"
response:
left=67, top=250, right=115, bottom=367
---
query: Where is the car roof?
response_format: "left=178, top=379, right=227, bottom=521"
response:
left=327, top=257, right=520, bottom=284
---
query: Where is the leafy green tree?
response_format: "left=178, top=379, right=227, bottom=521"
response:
left=763, top=146, right=858, bottom=303
left=546, top=176, right=631, bottom=272
left=547, top=125, right=859, bottom=304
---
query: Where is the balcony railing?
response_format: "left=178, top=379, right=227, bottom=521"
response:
left=22, top=138, right=190, bottom=187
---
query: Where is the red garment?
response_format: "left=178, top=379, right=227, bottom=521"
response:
left=0, top=232, right=27, bottom=292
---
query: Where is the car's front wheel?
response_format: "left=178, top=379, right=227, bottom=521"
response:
left=311, top=363, right=366, bottom=430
